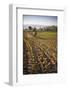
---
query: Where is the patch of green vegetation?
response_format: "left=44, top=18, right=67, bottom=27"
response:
left=36, top=31, right=57, bottom=39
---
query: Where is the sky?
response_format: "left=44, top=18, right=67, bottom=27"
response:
left=23, top=15, right=57, bottom=26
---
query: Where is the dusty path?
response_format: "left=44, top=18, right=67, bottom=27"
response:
left=26, top=32, right=33, bottom=38
left=23, top=32, right=57, bottom=74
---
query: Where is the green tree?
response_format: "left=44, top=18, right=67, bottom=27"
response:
left=33, top=27, right=37, bottom=37
left=28, top=26, right=32, bottom=31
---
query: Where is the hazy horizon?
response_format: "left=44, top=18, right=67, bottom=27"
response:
left=23, top=15, right=57, bottom=29
left=23, top=24, right=57, bottom=29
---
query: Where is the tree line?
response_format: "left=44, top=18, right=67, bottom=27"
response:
left=24, top=25, right=57, bottom=32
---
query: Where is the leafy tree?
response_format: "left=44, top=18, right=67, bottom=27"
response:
left=28, top=26, right=32, bottom=31
left=33, top=27, right=37, bottom=37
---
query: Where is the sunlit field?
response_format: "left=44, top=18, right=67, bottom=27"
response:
left=23, top=30, right=57, bottom=74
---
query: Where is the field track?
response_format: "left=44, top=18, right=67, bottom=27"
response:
left=23, top=32, right=57, bottom=74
